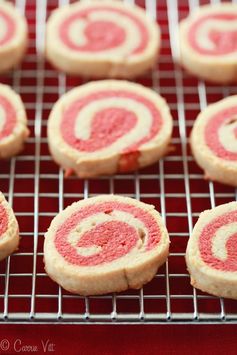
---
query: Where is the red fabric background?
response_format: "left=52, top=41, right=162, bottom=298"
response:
left=0, top=325, right=236, bottom=354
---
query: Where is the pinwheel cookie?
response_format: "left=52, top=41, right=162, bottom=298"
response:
left=0, top=192, right=19, bottom=261
left=0, top=84, right=29, bottom=159
left=186, top=202, right=237, bottom=300
left=179, top=4, right=237, bottom=83
left=190, top=95, right=237, bottom=187
left=44, top=195, right=170, bottom=295
left=47, top=80, right=173, bottom=178
left=0, top=1, right=28, bottom=73
left=45, top=0, right=160, bottom=78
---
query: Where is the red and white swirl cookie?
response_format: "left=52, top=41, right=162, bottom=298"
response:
left=0, top=84, right=29, bottom=159
left=179, top=4, right=237, bottom=83
left=44, top=195, right=169, bottom=295
left=48, top=80, right=173, bottom=178
left=45, top=0, right=160, bottom=78
left=186, top=202, right=237, bottom=299
left=0, top=1, right=28, bottom=73
left=0, top=192, right=19, bottom=261
left=190, top=95, right=237, bottom=187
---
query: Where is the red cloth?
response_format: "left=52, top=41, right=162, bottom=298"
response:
left=0, top=325, right=236, bottom=355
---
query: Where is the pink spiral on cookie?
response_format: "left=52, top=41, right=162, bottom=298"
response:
left=0, top=2, right=28, bottom=74
left=61, top=90, right=161, bottom=154
left=0, top=95, right=17, bottom=141
left=179, top=4, right=237, bottom=83
left=199, top=210, right=237, bottom=272
left=188, top=13, right=237, bottom=56
left=204, top=105, right=237, bottom=161
left=54, top=200, right=161, bottom=266
left=0, top=192, right=19, bottom=261
left=59, top=5, right=148, bottom=55
left=186, top=202, right=237, bottom=299
left=48, top=80, right=173, bottom=178
left=0, top=8, right=15, bottom=46
left=45, top=1, right=160, bottom=78
left=44, top=196, right=170, bottom=295
left=0, top=203, right=8, bottom=238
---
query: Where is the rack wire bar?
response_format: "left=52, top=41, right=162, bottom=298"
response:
left=0, top=0, right=237, bottom=324
left=167, top=0, right=199, bottom=320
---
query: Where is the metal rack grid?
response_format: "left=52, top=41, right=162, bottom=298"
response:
left=0, top=0, right=237, bottom=324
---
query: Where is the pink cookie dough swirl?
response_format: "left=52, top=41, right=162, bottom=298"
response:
left=45, top=0, right=160, bottom=78
left=44, top=195, right=170, bottom=295
left=47, top=80, right=173, bottom=178
left=0, top=1, right=28, bottom=73
left=190, top=95, right=237, bottom=187
left=0, top=192, right=19, bottom=261
left=0, top=84, right=29, bottom=159
left=179, top=4, right=237, bottom=83
left=186, top=202, right=237, bottom=299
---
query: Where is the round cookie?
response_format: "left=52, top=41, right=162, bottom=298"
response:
left=0, top=84, right=29, bottom=159
left=0, top=191, right=19, bottom=261
left=45, top=0, right=160, bottom=78
left=47, top=80, right=173, bottom=178
left=44, top=195, right=170, bottom=296
left=179, top=4, right=237, bottom=83
left=186, top=202, right=237, bottom=300
left=0, top=1, right=28, bottom=73
left=190, top=95, right=237, bottom=187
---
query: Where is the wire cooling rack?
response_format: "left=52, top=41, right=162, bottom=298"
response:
left=0, top=0, right=237, bottom=324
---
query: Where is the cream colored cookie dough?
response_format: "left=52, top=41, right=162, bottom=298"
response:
left=0, top=191, right=19, bottom=261
left=186, top=202, right=237, bottom=299
left=0, top=1, right=28, bottom=73
left=47, top=80, right=173, bottom=178
left=0, top=84, right=29, bottom=159
left=190, top=95, right=237, bottom=187
left=44, top=195, right=170, bottom=295
left=179, top=4, right=237, bottom=83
